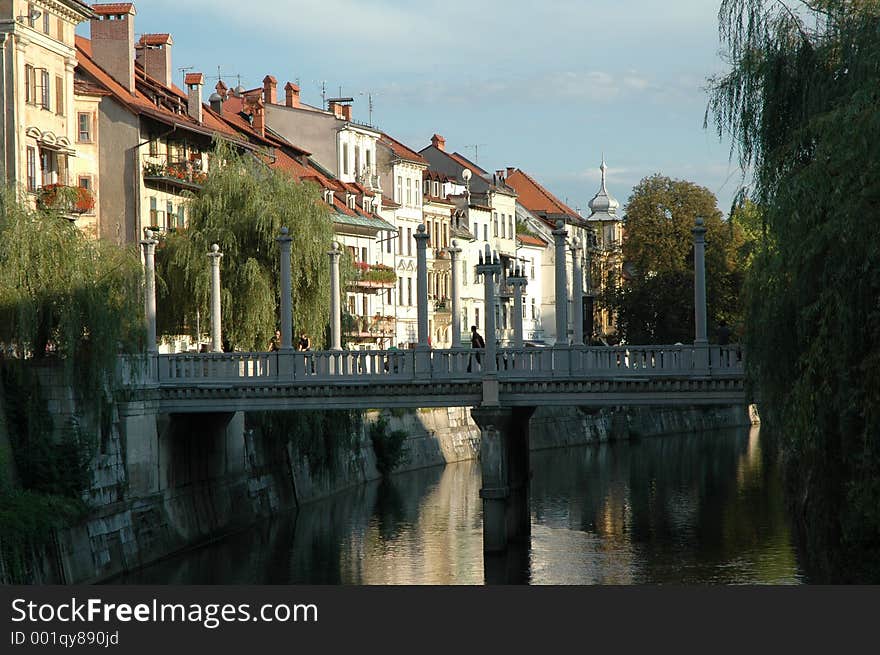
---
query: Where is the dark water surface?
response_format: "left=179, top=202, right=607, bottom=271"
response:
left=116, top=426, right=804, bottom=584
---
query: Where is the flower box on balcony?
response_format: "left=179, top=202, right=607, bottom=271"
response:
left=37, top=184, right=95, bottom=215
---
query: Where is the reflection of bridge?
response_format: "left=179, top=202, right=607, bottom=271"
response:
left=126, top=218, right=746, bottom=554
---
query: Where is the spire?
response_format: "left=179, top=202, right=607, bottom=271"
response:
left=588, top=157, right=619, bottom=218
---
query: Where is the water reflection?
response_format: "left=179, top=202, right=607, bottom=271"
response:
left=115, top=426, right=802, bottom=585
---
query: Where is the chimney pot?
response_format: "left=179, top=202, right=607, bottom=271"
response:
left=262, top=75, right=277, bottom=105
left=284, top=81, right=300, bottom=108
left=341, top=104, right=352, bottom=122
left=90, top=3, right=137, bottom=94
left=431, top=134, right=446, bottom=151
left=185, top=72, right=204, bottom=123
left=135, top=33, right=174, bottom=87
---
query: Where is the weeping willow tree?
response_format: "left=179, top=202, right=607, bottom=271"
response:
left=0, top=188, right=144, bottom=397
left=707, top=0, right=880, bottom=581
left=157, top=141, right=350, bottom=351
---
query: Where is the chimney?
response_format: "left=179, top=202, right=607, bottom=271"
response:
left=90, top=3, right=137, bottom=94
left=328, top=101, right=344, bottom=119
left=284, top=81, right=300, bottom=108
left=495, top=170, right=505, bottom=184
left=341, top=104, right=352, bottom=122
left=262, top=75, right=277, bottom=105
left=185, top=72, right=204, bottom=123
left=506, top=167, right=515, bottom=177
left=135, top=33, right=173, bottom=87
left=215, top=80, right=228, bottom=100
left=431, top=134, right=446, bottom=151
left=250, top=97, right=265, bottom=137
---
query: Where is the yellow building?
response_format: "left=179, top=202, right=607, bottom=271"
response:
left=0, top=0, right=95, bottom=222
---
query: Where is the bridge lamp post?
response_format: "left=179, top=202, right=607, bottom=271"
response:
left=208, top=244, right=223, bottom=353
left=571, top=237, right=584, bottom=346
left=140, top=228, right=159, bottom=355
left=277, top=227, right=293, bottom=352
left=448, top=239, right=463, bottom=348
left=552, top=220, right=569, bottom=346
left=414, top=223, right=430, bottom=349
left=693, top=216, right=709, bottom=371
left=476, top=244, right=501, bottom=376
left=328, top=242, right=342, bottom=350
left=508, top=260, right=528, bottom=349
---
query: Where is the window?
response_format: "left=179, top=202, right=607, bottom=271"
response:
left=387, top=288, right=392, bottom=304
left=398, top=278, right=403, bottom=305
left=148, top=137, right=159, bottom=157
left=531, top=298, right=537, bottom=320
left=78, top=176, right=91, bottom=191
left=42, top=10, right=50, bottom=34
left=501, top=213, right=506, bottom=238
left=361, top=247, right=367, bottom=262
left=40, top=150, right=51, bottom=187
left=396, top=176, right=402, bottom=203
left=493, top=212, right=498, bottom=237
left=55, top=76, right=64, bottom=115
left=354, top=145, right=360, bottom=176
left=462, top=261, right=467, bottom=286
left=177, top=205, right=185, bottom=228
left=386, top=231, right=392, bottom=254
left=149, top=197, right=158, bottom=226
left=24, top=64, right=33, bottom=103
left=26, top=147, right=36, bottom=192
left=475, top=307, right=480, bottom=329
left=530, top=258, right=535, bottom=280
left=407, top=227, right=412, bottom=256
left=40, top=69, right=50, bottom=110
left=406, top=178, right=411, bottom=206
left=342, top=143, right=349, bottom=175
left=509, top=216, right=514, bottom=239
left=407, top=277, right=413, bottom=306
left=78, top=113, right=92, bottom=142
left=56, top=17, right=64, bottom=41
left=483, top=224, right=488, bottom=241
left=415, top=184, right=420, bottom=207
left=365, top=149, right=371, bottom=170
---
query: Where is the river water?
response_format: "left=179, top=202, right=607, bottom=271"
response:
left=117, top=426, right=804, bottom=584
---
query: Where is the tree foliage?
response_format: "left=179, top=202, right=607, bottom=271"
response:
left=708, top=0, right=880, bottom=581
left=605, top=175, right=747, bottom=344
left=0, top=188, right=144, bottom=399
left=157, top=141, right=345, bottom=351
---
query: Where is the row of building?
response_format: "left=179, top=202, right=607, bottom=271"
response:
left=0, top=1, right=625, bottom=350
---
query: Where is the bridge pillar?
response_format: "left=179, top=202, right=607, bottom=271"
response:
left=208, top=244, right=223, bottom=353
left=140, top=229, right=158, bottom=355
left=571, top=237, right=584, bottom=346
left=693, top=217, right=709, bottom=372
left=552, top=220, right=568, bottom=345
left=329, top=242, right=342, bottom=350
left=471, top=406, right=535, bottom=553
left=448, top=239, right=463, bottom=348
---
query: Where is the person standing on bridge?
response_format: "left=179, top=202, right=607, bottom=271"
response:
left=468, top=325, right=485, bottom=372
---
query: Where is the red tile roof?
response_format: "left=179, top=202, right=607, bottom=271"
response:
left=380, top=132, right=428, bottom=165
left=517, top=234, right=548, bottom=247
left=92, top=3, right=135, bottom=15
left=139, top=33, right=172, bottom=46
left=505, top=168, right=581, bottom=221
left=184, top=72, right=204, bottom=86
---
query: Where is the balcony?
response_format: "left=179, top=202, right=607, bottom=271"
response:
left=343, top=313, right=396, bottom=340
left=143, top=160, right=207, bottom=191
left=37, top=184, right=95, bottom=217
left=349, top=262, right=397, bottom=292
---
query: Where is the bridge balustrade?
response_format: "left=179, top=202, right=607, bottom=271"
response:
left=133, top=343, right=744, bottom=388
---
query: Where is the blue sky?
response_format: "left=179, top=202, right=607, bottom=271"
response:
left=113, top=0, right=743, bottom=214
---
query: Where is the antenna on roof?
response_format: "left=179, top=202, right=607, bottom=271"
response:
left=179, top=66, right=194, bottom=87
left=359, top=91, right=377, bottom=126
left=464, top=144, right=488, bottom=166
left=207, top=66, right=237, bottom=85
left=315, top=80, right=327, bottom=108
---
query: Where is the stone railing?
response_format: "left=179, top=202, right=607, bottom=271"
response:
left=122, top=344, right=745, bottom=387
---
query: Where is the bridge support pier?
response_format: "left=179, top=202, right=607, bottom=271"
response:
left=471, top=406, right=535, bottom=553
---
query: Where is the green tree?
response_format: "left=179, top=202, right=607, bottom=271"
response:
left=157, top=142, right=345, bottom=351
left=605, top=175, right=745, bottom=344
left=708, top=0, right=880, bottom=581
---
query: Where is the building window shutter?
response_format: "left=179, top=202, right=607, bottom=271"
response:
left=55, top=76, right=64, bottom=115
left=40, top=69, right=50, bottom=110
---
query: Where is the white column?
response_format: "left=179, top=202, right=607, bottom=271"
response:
left=571, top=237, right=584, bottom=346
left=140, top=229, right=158, bottom=354
left=329, top=242, right=342, bottom=350
left=415, top=223, right=430, bottom=348
left=552, top=220, right=569, bottom=345
left=448, top=239, right=463, bottom=348
left=208, top=244, right=223, bottom=353
left=693, top=217, right=708, bottom=345
left=277, top=227, right=293, bottom=351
